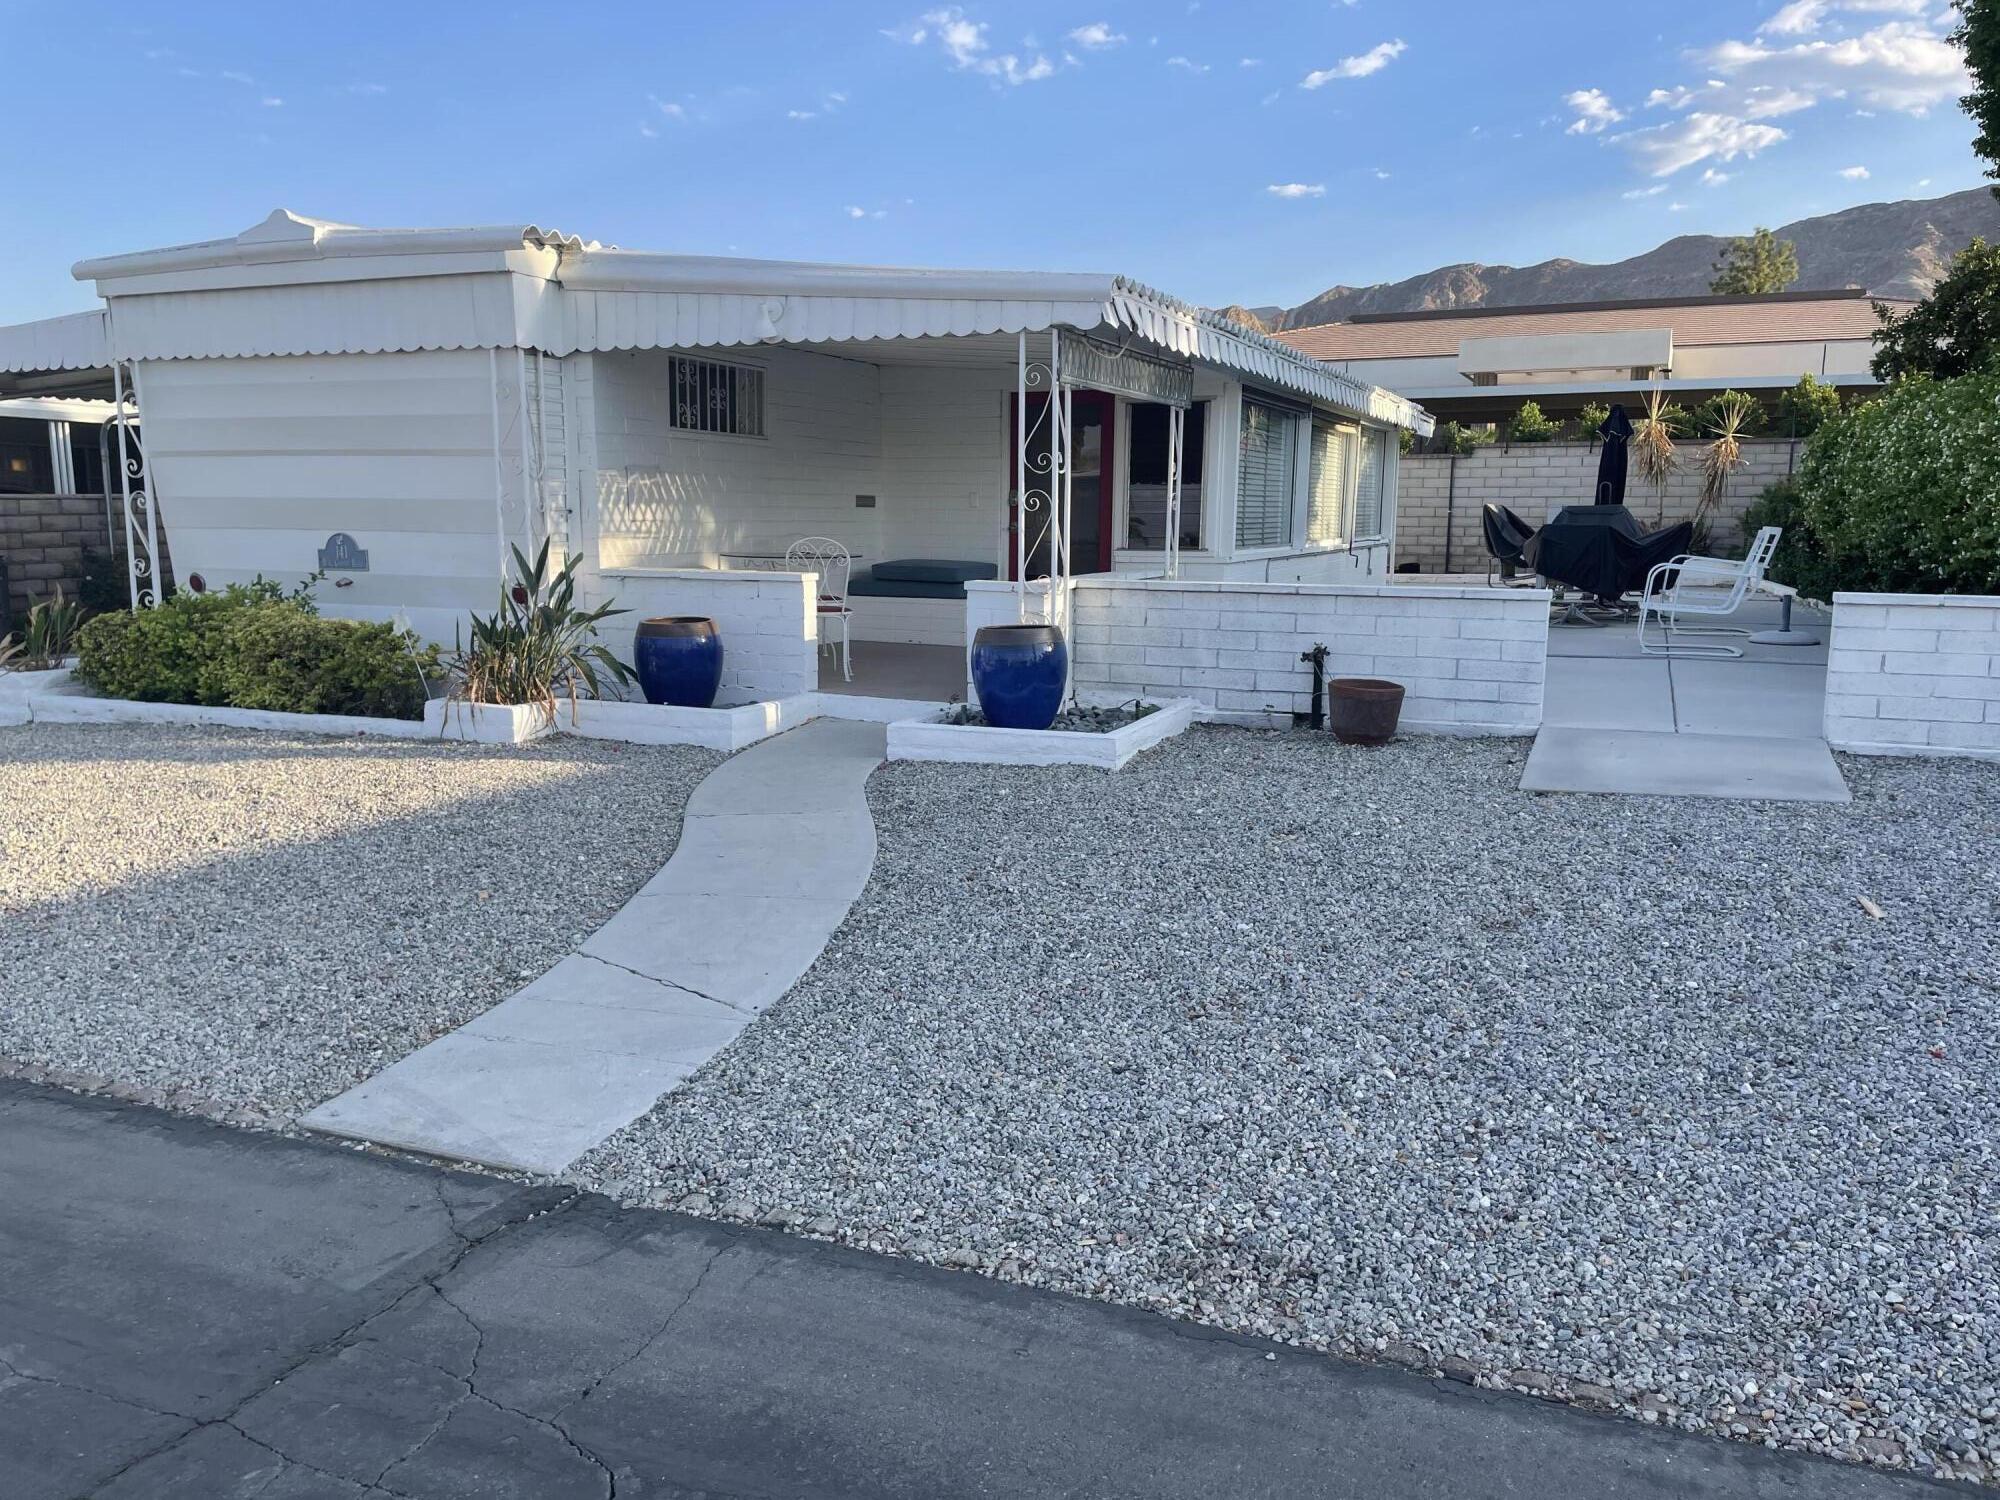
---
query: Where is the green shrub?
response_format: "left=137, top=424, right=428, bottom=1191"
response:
left=75, top=591, right=240, bottom=703
left=1692, top=389, right=1767, bottom=439
left=75, top=587, right=436, bottom=719
left=1573, top=401, right=1611, bottom=442
left=1788, top=372, right=2000, bottom=596
left=1776, top=374, right=1842, bottom=439
left=202, top=608, right=437, bottom=718
left=1508, top=400, right=1559, bottom=444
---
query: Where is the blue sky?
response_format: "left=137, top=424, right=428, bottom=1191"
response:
left=0, top=0, right=1985, bottom=324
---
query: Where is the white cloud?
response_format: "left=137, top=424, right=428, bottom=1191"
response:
left=1067, top=22, right=1126, bottom=49
left=789, top=109, right=818, bottom=120
left=1759, top=0, right=1929, bottom=36
left=1701, top=167, right=1735, bottom=185
left=650, top=95, right=688, bottom=120
left=1614, top=110, right=1787, bottom=176
left=1623, top=183, right=1670, bottom=199
left=1301, top=39, right=1405, bottom=87
left=1370, top=167, right=1393, bottom=180
left=1742, top=85, right=1817, bottom=116
left=1266, top=182, right=1326, bottom=198
left=1564, top=87, right=1625, bottom=134
left=1166, top=56, right=1209, bottom=73
left=1239, top=57, right=1262, bottom=68
left=846, top=205, right=889, bottom=219
left=1705, top=20, right=1970, bottom=115
left=892, top=7, right=1057, bottom=85
left=638, top=123, right=658, bottom=138
left=1840, top=163, right=1872, bottom=177
left=345, top=82, right=388, bottom=95
left=1669, top=201, right=1690, bottom=211
left=220, top=69, right=255, bottom=85
left=260, top=96, right=283, bottom=107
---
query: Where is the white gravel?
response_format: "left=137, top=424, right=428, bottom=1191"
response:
left=573, top=726, right=2000, bottom=1485
left=0, top=722, right=718, bottom=1118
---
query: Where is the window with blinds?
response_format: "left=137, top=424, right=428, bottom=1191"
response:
left=1353, top=427, right=1388, bottom=539
left=1235, top=398, right=1298, bottom=550
left=1307, top=421, right=1353, bottom=546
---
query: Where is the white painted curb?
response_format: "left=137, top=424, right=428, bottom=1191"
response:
left=887, top=699, right=1200, bottom=769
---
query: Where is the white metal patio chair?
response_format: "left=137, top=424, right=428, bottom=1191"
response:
left=1635, top=525, right=1783, bottom=658
left=785, top=536, right=854, bottom=682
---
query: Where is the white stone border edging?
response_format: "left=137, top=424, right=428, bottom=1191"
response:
left=1824, top=591, right=2000, bottom=762
left=2, top=668, right=957, bottom=752
left=887, top=699, right=1200, bottom=769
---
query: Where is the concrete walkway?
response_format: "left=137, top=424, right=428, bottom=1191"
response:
left=6, top=1083, right=1964, bottom=1500
left=302, top=718, right=886, bottom=1174
left=1523, top=597, right=1852, bottom=802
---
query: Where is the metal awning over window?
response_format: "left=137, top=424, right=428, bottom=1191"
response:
left=1060, top=338, right=1194, bottom=408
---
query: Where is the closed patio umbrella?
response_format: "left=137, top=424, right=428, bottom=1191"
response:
left=1594, top=402, right=1632, bottom=505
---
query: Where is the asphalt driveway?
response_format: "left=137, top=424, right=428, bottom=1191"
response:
left=0, top=1082, right=1970, bottom=1499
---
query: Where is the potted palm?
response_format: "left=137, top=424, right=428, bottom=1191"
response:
left=443, top=542, right=635, bottom=733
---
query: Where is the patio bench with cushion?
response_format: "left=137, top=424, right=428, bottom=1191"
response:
left=846, top=558, right=999, bottom=600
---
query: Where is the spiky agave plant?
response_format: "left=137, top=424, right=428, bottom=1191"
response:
left=445, top=542, right=635, bottom=728
left=10, top=586, right=86, bottom=670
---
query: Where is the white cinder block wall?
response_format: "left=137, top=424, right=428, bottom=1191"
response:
left=1823, top=592, right=2000, bottom=759
left=579, top=346, right=885, bottom=568
left=583, top=569, right=817, bottom=704
left=1064, top=577, right=1548, bottom=733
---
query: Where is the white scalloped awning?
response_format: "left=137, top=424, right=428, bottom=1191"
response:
left=0, top=309, right=109, bottom=373
left=49, top=213, right=1432, bottom=433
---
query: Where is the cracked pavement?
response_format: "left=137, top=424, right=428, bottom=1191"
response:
left=1, top=1082, right=1972, bottom=1499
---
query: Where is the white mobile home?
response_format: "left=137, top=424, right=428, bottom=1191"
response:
left=0, top=210, right=1438, bottom=708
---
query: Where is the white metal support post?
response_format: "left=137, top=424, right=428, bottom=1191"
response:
left=1165, top=404, right=1185, bottom=580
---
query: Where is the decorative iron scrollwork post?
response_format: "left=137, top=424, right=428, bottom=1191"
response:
left=109, top=363, right=159, bottom=610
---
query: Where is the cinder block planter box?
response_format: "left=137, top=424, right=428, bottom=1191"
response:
left=0, top=663, right=77, bottom=701
left=422, top=699, right=555, bottom=744
left=560, top=695, right=802, bottom=752
left=887, top=699, right=1199, bottom=769
left=18, top=670, right=446, bottom=739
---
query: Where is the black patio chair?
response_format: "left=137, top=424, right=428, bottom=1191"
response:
left=1481, top=504, right=1538, bottom=587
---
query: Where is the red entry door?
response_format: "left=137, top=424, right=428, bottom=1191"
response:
left=1009, top=391, right=1115, bottom=580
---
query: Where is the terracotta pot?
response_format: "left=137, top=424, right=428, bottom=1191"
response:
left=1326, top=677, right=1405, bottom=746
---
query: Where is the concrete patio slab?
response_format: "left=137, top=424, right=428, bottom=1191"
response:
left=1541, top=657, right=1675, bottom=732
left=303, top=719, right=887, bottom=1173
left=1671, top=659, right=1828, bottom=739
left=1521, top=727, right=1852, bottom=802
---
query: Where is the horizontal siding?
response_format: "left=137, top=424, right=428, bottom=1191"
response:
left=137, top=349, right=504, bottom=628
left=876, top=365, right=1006, bottom=566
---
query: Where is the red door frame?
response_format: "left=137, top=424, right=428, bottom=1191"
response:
left=1008, top=391, right=1116, bottom=580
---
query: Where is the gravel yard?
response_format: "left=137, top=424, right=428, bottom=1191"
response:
left=576, top=726, right=2000, bottom=1484
left=0, top=723, right=718, bottom=1118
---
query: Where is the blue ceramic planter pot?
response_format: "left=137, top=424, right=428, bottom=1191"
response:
left=634, top=617, right=723, bottom=708
left=969, top=623, right=1068, bottom=731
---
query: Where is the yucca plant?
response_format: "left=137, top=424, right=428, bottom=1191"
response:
left=444, top=542, right=635, bottom=727
left=1631, top=386, right=1680, bottom=523
left=1697, top=390, right=1755, bottom=521
left=6, top=586, right=86, bottom=671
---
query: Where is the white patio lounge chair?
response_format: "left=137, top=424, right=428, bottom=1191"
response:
left=786, top=536, right=854, bottom=682
left=1635, top=525, right=1782, bottom=658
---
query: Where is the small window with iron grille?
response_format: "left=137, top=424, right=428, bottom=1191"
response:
left=668, top=355, right=766, bottom=438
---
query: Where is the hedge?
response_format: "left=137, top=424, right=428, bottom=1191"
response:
left=75, top=590, right=437, bottom=719
left=1787, top=373, right=2000, bottom=597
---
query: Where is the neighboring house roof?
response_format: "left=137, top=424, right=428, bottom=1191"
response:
left=1276, top=291, right=1908, bottom=363
left=48, top=210, right=1428, bottom=433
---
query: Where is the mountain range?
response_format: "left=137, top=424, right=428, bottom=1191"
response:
left=1225, top=187, right=2000, bottom=333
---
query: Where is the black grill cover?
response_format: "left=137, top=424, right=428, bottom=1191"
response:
left=1523, top=505, right=1694, bottom=599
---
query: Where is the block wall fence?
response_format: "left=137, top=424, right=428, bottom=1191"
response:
left=1396, top=440, right=1799, bottom=575
left=1823, top=592, right=2000, bottom=760
left=960, top=577, right=1548, bottom=735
